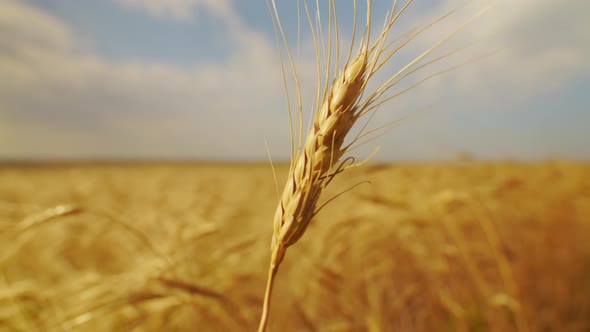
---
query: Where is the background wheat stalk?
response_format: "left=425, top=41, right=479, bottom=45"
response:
left=259, top=1, right=492, bottom=331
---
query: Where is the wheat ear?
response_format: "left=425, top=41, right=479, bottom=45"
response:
left=259, top=1, right=492, bottom=331
left=259, top=52, right=368, bottom=331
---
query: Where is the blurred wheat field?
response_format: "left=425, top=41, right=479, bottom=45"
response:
left=1, top=161, right=589, bottom=331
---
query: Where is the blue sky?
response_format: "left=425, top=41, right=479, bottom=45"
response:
left=1, top=0, right=588, bottom=161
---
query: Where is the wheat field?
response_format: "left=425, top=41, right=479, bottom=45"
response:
left=1, top=160, right=589, bottom=331
left=2, top=1, right=588, bottom=330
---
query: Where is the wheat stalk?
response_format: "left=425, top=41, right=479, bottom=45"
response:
left=259, top=1, right=492, bottom=330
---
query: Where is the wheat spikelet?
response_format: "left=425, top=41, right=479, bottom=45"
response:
left=259, top=1, right=493, bottom=330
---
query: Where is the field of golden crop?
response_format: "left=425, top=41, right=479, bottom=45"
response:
left=1, top=161, right=589, bottom=331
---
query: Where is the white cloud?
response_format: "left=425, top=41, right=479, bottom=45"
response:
left=394, top=0, right=590, bottom=105
left=0, top=0, right=291, bottom=159
left=0, top=0, right=73, bottom=51
left=366, top=0, right=590, bottom=159
left=1, top=0, right=588, bottom=160
left=113, top=0, right=236, bottom=21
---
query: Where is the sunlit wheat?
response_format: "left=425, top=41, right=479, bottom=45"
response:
left=259, top=0, right=493, bottom=330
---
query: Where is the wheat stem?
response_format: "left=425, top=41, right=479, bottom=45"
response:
left=258, top=244, right=284, bottom=332
left=258, top=260, right=278, bottom=332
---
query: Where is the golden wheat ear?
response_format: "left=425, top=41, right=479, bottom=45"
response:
left=259, top=1, right=493, bottom=331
